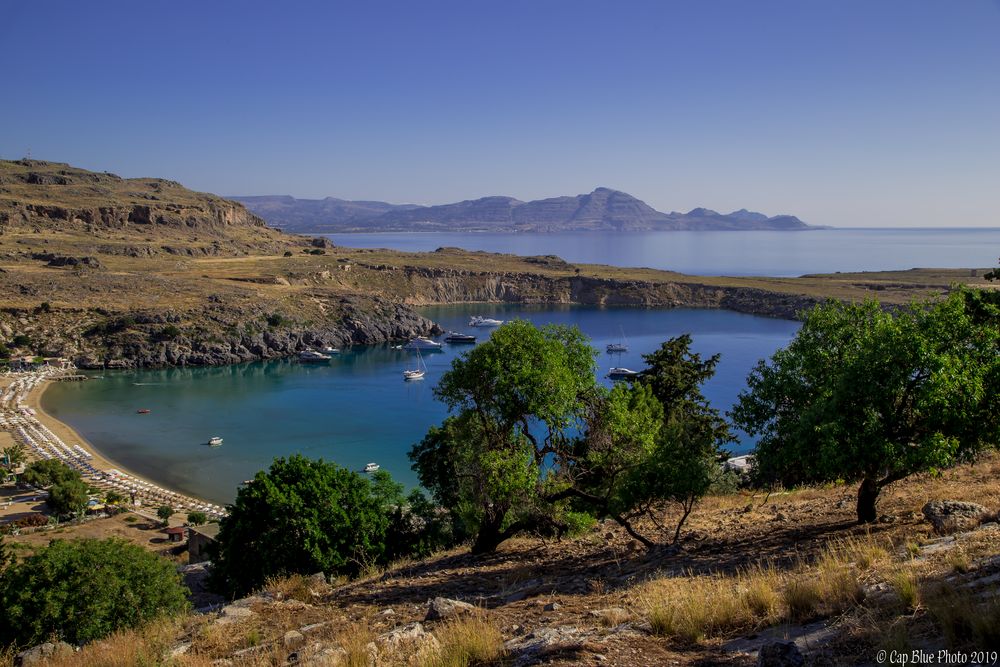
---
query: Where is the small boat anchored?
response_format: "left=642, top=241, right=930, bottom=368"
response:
left=469, top=316, right=503, bottom=327
left=363, top=462, right=380, bottom=473
left=606, top=326, right=629, bottom=353
left=444, top=332, right=477, bottom=344
left=607, top=367, right=640, bottom=380
left=298, top=349, right=332, bottom=362
left=403, top=348, right=427, bottom=381
left=208, top=436, right=224, bottom=447
left=320, top=346, right=340, bottom=355
left=136, top=408, right=151, bottom=414
left=403, top=336, right=442, bottom=350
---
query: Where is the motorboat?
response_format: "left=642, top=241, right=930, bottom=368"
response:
left=136, top=408, right=151, bottom=414
left=298, top=349, right=332, bottom=362
left=320, top=346, right=340, bottom=355
left=403, top=348, right=427, bottom=380
left=403, top=337, right=442, bottom=350
left=208, top=436, right=223, bottom=447
left=363, top=462, right=380, bottom=473
left=469, top=316, right=503, bottom=327
left=607, top=367, right=640, bottom=380
left=444, top=332, right=477, bottom=344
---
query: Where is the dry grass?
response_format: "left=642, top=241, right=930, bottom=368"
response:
left=41, top=618, right=184, bottom=667
left=337, top=622, right=376, bottom=667
left=638, top=535, right=889, bottom=643
left=925, top=583, right=1000, bottom=649
left=422, top=615, right=506, bottom=667
left=262, top=572, right=316, bottom=603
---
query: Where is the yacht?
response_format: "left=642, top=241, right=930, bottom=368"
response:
left=607, top=367, right=640, bottom=380
left=606, top=326, right=629, bottom=353
left=404, top=349, right=427, bottom=380
left=298, top=349, right=332, bottom=362
left=208, top=436, right=223, bottom=447
left=363, top=462, right=380, bottom=473
left=403, top=336, right=442, bottom=350
left=469, top=316, right=504, bottom=327
left=444, top=332, right=477, bottom=344
left=320, top=346, right=340, bottom=355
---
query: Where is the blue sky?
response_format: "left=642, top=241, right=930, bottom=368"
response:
left=2, top=1, right=998, bottom=227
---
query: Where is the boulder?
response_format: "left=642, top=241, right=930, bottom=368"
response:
left=425, top=596, right=477, bottom=621
left=15, top=642, right=75, bottom=666
left=375, top=622, right=440, bottom=662
left=284, top=630, right=306, bottom=650
left=922, top=500, right=990, bottom=535
left=757, top=641, right=805, bottom=667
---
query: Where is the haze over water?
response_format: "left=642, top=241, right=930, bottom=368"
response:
left=42, top=305, right=799, bottom=504
left=326, top=228, right=1000, bottom=277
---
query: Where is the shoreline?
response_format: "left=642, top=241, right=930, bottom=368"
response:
left=2, top=371, right=226, bottom=519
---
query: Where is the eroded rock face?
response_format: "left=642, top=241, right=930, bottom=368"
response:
left=922, top=500, right=990, bottom=535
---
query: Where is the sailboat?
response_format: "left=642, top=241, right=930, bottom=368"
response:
left=403, top=349, right=426, bottom=381
left=607, top=326, right=629, bottom=353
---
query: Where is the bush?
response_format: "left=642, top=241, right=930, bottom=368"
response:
left=10, top=334, right=32, bottom=349
left=209, top=455, right=396, bottom=597
left=151, top=325, right=181, bottom=342
left=22, top=459, right=79, bottom=488
left=265, top=313, right=287, bottom=327
left=47, top=478, right=89, bottom=516
left=0, top=538, right=189, bottom=648
left=186, top=511, right=207, bottom=526
left=283, top=250, right=293, bottom=257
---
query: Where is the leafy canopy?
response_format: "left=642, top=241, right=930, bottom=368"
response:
left=0, top=538, right=189, bottom=648
left=210, top=455, right=398, bottom=597
left=732, top=290, right=1000, bottom=522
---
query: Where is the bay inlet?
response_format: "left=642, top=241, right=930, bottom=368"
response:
left=41, top=305, right=799, bottom=504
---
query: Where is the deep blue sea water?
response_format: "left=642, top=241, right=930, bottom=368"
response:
left=325, top=228, right=1000, bottom=277
left=42, top=305, right=799, bottom=504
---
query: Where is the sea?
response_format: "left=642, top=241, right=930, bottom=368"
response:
left=324, top=228, right=1000, bottom=277
left=41, top=228, right=1000, bottom=503
left=43, top=305, right=798, bottom=504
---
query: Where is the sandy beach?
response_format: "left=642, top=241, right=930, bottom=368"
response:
left=1, top=370, right=226, bottom=520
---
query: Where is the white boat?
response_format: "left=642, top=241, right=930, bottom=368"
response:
left=469, top=316, right=504, bottom=327
left=606, top=327, right=629, bottom=353
left=403, top=349, right=427, bottom=381
left=403, top=337, right=442, bottom=350
left=363, top=462, right=380, bottom=473
left=298, top=349, right=332, bottom=362
left=208, top=436, right=223, bottom=447
left=320, top=346, right=340, bottom=355
left=607, top=367, right=639, bottom=380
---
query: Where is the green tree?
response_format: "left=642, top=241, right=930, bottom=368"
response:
left=157, top=505, right=174, bottom=525
left=186, top=511, right=207, bottom=526
left=104, top=490, right=124, bottom=504
left=412, top=320, right=598, bottom=553
left=209, top=455, right=395, bottom=597
left=556, top=335, right=732, bottom=546
left=21, top=459, right=79, bottom=488
left=2, top=444, right=26, bottom=470
left=732, top=291, right=1000, bottom=523
left=47, top=478, right=89, bottom=516
left=0, top=538, right=189, bottom=648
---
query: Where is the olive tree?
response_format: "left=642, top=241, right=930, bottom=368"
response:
left=411, top=321, right=597, bottom=553
left=732, top=291, right=1000, bottom=523
left=0, top=538, right=189, bottom=648
left=556, top=335, right=732, bottom=546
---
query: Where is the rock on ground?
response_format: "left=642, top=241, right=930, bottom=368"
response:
left=424, top=596, right=477, bottom=621
left=922, top=500, right=990, bottom=534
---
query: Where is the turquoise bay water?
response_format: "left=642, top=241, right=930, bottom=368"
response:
left=42, top=305, right=799, bottom=504
left=325, top=228, right=1000, bottom=277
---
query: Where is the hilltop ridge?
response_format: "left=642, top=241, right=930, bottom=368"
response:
left=232, top=187, right=813, bottom=233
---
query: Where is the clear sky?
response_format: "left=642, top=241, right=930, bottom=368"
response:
left=2, top=1, right=998, bottom=227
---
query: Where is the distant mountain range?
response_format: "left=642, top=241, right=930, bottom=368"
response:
left=231, top=188, right=813, bottom=233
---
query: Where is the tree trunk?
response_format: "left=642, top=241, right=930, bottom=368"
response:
left=470, top=510, right=507, bottom=554
left=856, top=477, right=880, bottom=524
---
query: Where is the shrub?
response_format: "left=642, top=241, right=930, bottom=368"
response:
left=186, top=511, right=207, bottom=526
left=47, top=478, right=89, bottom=516
left=151, top=325, right=181, bottom=342
left=283, top=250, right=293, bottom=257
left=0, top=538, right=189, bottom=648
left=209, top=455, right=396, bottom=597
left=22, top=459, right=79, bottom=488
left=10, top=334, right=31, bottom=348
left=265, top=313, right=287, bottom=327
